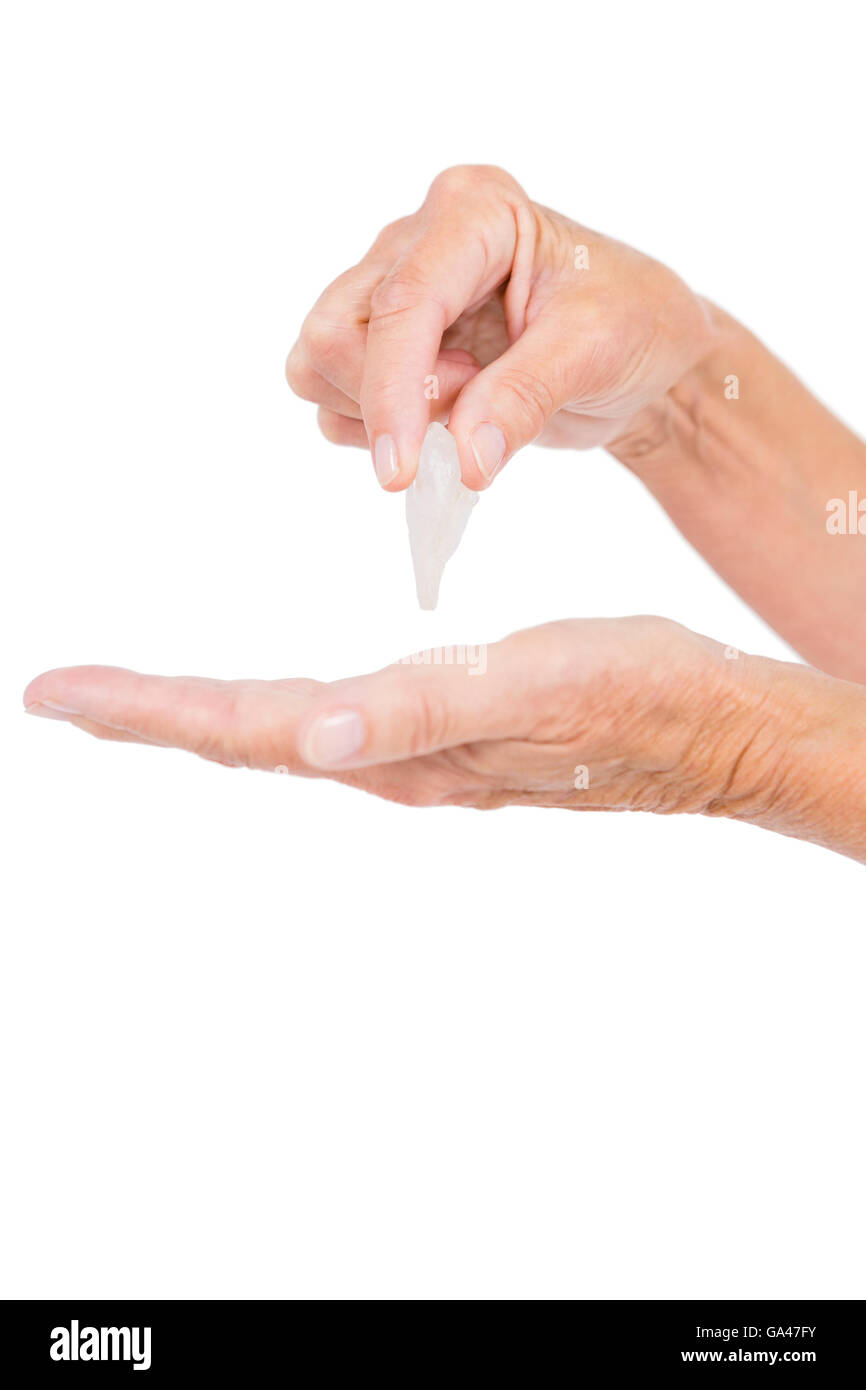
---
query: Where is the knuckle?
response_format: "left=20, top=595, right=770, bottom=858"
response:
left=627, top=614, right=689, bottom=652
left=368, top=269, right=444, bottom=328
left=496, top=364, right=556, bottom=436
left=429, top=165, right=477, bottom=198
left=284, top=347, right=318, bottom=401
left=316, top=407, right=340, bottom=442
left=382, top=673, right=452, bottom=758
left=184, top=687, right=247, bottom=768
left=301, top=312, right=345, bottom=372
left=404, top=687, right=449, bottom=757
left=316, top=406, right=357, bottom=446
left=429, top=164, right=513, bottom=199
left=371, top=215, right=412, bottom=252
left=345, top=764, right=449, bottom=809
left=397, top=779, right=446, bottom=808
left=378, top=777, right=446, bottom=809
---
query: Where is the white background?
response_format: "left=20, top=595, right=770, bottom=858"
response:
left=2, top=0, right=864, bottom=1299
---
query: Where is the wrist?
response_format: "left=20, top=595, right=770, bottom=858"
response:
left=605, top=304, right=866, bottom=683
left=708, top=654, right=866, bottom=863
left=606, top=300, right=742, bottom=477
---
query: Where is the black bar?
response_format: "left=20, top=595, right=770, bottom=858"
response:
left=1, top=1300, right=861, bottom=1377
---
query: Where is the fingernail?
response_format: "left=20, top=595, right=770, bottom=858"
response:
left=301, top=710, right=366, bottom=768
left=373, top=435, right=399, bottom=487
left=25, top=700, right=82, bottom=720
left=469, top=423, right=507, bottom=482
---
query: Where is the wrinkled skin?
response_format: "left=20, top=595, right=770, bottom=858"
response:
left=24, top=617, right=792, bottom=825
left=285, top=164, right=713, bottom=487
left=282, top=164, right=866, bottom=689
left=24, top=167, right=866, bottom=861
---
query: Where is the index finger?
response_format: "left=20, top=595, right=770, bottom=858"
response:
left=361, top=184, right=519, bottom=489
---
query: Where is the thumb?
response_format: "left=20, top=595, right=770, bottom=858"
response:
left=449, top=307, right=578, bottom=488
left=296, top=641, right=521, bottom=770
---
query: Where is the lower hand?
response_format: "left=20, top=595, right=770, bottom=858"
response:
left=24, top=617, right=865, bottom=860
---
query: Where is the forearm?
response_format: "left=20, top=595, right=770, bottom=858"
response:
left=610, top=304, right=866, bottom=682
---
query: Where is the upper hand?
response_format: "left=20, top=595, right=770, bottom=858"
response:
left=285, top=164, right=714, bottom=490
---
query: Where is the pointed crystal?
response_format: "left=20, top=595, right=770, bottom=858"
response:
left=406, top=423, right=478, bottom=609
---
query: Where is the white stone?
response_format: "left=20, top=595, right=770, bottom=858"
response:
left=406, top=423, right=478, bottom=609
